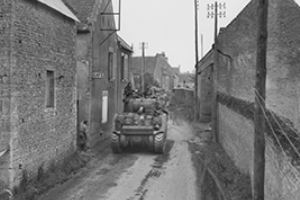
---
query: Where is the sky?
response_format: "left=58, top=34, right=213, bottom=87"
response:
left=116, top=0, right=300, bottom=73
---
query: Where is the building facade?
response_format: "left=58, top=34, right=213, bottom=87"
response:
left=0, top=0, right=78, bottom=189
left=65, top=0, right=132, bottom=146
left=131, top=52, right=177, bottom=92
left=198, top=0, right=300, bottom=199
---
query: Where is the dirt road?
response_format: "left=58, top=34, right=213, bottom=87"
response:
left=39, top=120, right=199, bottom=200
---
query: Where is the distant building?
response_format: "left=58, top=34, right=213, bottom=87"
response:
left=131, top=52, right=177, bottom=91
left=0, top=0, right=78, bottom=189
left=178, top=72, right=194, bottom=89
left=131, top=56, right=157, bottom=90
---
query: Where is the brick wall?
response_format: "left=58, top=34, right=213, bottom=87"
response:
left=8, top=0, right=77, bottom=187
left=214, top=0, right=300, bottom=198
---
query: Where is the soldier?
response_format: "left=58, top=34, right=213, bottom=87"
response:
left=124, top=82, right=134, bottom=98
left=78, top=120, right=88, bottom=151
left=123, top=82, right=134, bottom=112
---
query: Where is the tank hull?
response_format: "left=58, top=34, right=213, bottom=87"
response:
left=111, top=97, right=168, bottom=154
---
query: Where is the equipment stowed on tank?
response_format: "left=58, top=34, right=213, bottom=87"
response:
left=111, top=97, right=168, bottom=154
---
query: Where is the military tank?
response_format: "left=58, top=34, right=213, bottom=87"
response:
left=111, top=97, right=168, bottom=154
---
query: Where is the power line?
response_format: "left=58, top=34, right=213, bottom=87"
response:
left=254, top=89, right=288, bottom=158
left=254, top=88, right=300, bottom=159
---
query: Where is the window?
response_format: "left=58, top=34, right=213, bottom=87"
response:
left=121, top=54, right=128, bottom=81
left=108, top=51, right=116, bottom=81
left=46, top=70, right=55, bottom=108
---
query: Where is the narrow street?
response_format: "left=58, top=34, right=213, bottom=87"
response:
left=38, top=120, right=199, bottom=200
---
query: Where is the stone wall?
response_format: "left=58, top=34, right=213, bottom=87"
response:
left=219, top=102, right=300, bottom=200
left=218, top=0, right=300, bottom=125
left=9, top=0, right=77, bottom=187
left=0, top=0, right=12, bottom=190
left=213, top=0, right=300, bottom=198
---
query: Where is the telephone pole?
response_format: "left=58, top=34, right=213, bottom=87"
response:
left=253, top=0, right=268, bottom=199
left=207, top=1, right=226, bottom=142
left=140, top=42, right=147, bottom=94
left=194, top=0, right=199, bottom=120
left=201, top=34, right=204, bottom=58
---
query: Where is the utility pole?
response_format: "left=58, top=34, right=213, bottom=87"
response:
left=194, top=0, right=199, bottom=120
left=253, top=0, right=268, bottom=199
left=201, top=34, right=204, bottom=58
left=207, top=1, right=226, bottom=142
left=140, top=42, right=147, bottom=94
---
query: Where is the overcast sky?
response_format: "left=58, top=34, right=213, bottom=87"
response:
left=117, top=0, right=300, bottom=73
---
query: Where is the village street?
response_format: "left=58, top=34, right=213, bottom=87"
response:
left=1, top=0, right=300, bottom=199
left=38, top=120, right=205, bottom=200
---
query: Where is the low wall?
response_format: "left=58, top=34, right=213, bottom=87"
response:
left=218, top=92, right=300, bottom=200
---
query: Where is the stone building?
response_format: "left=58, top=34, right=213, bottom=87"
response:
left=0, top=0, right=78, bottom=190
left=131, top=56, right=157, bottom=90
left=131, top=52, right=176, bottom=91
left=64, top=0, right=132, bottom=146
left=197, top=0, right=300, bottom=199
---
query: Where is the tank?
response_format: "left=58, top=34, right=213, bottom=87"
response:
left=111, top=97, right=168, bottom=154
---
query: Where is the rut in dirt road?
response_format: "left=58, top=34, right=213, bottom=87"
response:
left=39, top=120, right=199, bottom=200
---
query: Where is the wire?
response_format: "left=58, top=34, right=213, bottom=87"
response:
left=254, top=89, right=287, bottom=157
left=254, top=88, right=300, bottom=159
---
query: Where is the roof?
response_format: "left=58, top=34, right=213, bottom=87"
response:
left=38, top=0, right=79, bottom=22
left=198, top=49, right=213, bottom=65
left=63, top=0, right=97, bottom=23
left=117, top=35, right=133, bottom=53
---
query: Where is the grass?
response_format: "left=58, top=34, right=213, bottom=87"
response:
left=13, top=151, right=91, bottom=200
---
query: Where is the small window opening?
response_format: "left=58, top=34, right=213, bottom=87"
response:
left=46, top=70, right=55, bottom=108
